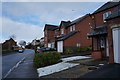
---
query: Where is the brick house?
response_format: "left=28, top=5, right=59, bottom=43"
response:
left=44, top=24, right=58, bottom=48
left=2, top=38, right=17, bottom=50
left=57, top=14, right=92, bottom=52
left=88, top=2, right=120, bottom=63
left=44, top=14, right=92, bottom=53
left=106, top=2, right=120, bottom=63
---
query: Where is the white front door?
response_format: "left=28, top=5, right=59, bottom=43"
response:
left=112, top=28, right=120, bottom=63
left=57, top=41, right=63, bottom=52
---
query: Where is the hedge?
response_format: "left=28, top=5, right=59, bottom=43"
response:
left=33, top=51, right=61, bottom=68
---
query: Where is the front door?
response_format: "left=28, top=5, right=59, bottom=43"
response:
left=57, top=41, right=63, bottom=52
left=112, top=28, right=120, bottom=63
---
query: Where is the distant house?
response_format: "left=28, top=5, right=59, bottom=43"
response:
left=40, top=37, right=44, bottom=47
left=2, top=38, right=17, bottom=50
left=88, top=1, right=120, bottom=63
left=44, top=24, right=58, bottom=48
left=31, top=39, right=41, bottom=46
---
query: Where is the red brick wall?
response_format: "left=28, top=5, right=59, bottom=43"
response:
left=92, top=7, right=117, bottom=27
left=64, top=16, right=92, bottom=47
left=107, top=17, right=120, bottom=63
left=44, top=30, right=56, bottom=47
left=90, top=6, right=118, bottom=59
left=59, top=24, right=67, bottom=34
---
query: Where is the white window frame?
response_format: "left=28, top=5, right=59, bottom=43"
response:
left=70, top=25, right=75, bottom=32
left=61, top=28, right=64, bottom=34
left=70, top=26, right=73, bottom=32
left=103, top=11, right=111, bottom=22
left=100, top=38, right=105, bottom=48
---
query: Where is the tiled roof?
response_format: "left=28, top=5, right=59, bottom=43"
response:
left=93, top=2, right=119, bottom=14
left=57, top=31, right=78, bottom=41
left=44, top=24, right=58, bottom=31
left=60, top=21, right=71, bottom=29
left=106, top=2, right=120, bottom=20
left=66, top=14, right=89, bottom=28
left=88, top=25, right=107, bottom=37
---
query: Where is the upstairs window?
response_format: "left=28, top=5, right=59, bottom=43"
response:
left=103, top=11, right=111, bottom=22
left=45, top=30, right=47, bottom=34
left=61, top=28, right=64, bottom=34
left=70, top=25, right=75, bottom=32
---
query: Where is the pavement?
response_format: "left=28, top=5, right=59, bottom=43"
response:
left=80, top=64, right=120, bottom=78
left=5, top=53, right=38, bottom=78
left=2, top=50, right=31, bottom=78
left=2, top=50, right=120, bottom=79
left=2, top=49, right=38, bottom=79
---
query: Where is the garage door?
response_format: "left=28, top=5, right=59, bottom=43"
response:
left=57, top=41, right=63, bottom=52
left=112, top=28, right=120, bottom=63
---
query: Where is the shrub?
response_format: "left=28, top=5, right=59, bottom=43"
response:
left=64, top=49, right=74, bottom=54
left=75, top=46, right=92, bottom=53
left=2, top=49, right=14, bottom=54
left=33, top=51, right=61, bottom=68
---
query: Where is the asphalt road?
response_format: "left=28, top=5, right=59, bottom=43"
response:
left=2, top=49, right=35, bottom=78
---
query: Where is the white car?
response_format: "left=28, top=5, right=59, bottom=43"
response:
left=18, top=49, right=24, bottom=53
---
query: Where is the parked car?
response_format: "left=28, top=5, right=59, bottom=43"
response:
left=44, top=47, right=56, bottom=52
left=18, top=49, right=24, bottom=53
left=36, top=47, right=46, bottom=53
left=36, top=47, right=56, bottom=53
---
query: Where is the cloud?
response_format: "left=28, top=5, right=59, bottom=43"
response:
left=1, top=2, right=107, bottom=43
left=2, top=0, right=111, bottom=2
left=2, top=2, right=104, bottom=26
left=2, top=17, right=44, bottom=43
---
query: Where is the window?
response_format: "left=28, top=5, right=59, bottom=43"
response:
left=61, top=28, right=64, bottom=34
left=45, top=30, right=47, bottom=34
left=55, top=30, right=57, bottom=34
left=100, top=38, right=105, bottom=48
left=76, top=43, right=81, bottom=47
left=70, top=25, right=75, bottom=32
left=103, top=11, right=111, bottom=22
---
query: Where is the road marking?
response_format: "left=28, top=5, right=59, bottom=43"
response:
left=3, top=57, right=26, bottom=78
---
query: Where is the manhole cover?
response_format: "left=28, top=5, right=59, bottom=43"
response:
left=88, top=66, right=97, bottom=70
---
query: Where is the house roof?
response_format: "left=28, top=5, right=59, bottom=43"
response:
left=57, top=31, right=78, bottom=41
left=66, top=14, right=89, bottom=28
left=44, top=24, right=58, bottom=31
left=59, top=21, right=71, bottom=29
left=3, top=38, right=16, bottom=44
left=88, top=25, right=107, bottom=37
left=93, top=2, right=119, bottom=14
left=106, top=2, right=120, bottom=20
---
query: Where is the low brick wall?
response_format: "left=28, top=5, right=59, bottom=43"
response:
left=92, top=51, right=102, bottom=59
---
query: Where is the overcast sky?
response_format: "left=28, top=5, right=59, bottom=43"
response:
left=1, top=0, right=110, bottom=43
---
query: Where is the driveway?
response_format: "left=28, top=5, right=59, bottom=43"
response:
left=80, top=64, right=120, bottom=78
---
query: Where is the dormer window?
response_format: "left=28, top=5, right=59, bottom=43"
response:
left=103, top=11, right=111, bottom=22
left=70, top=25, right=75, bottom=32
left=61, top=28, right=64, bottom=34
